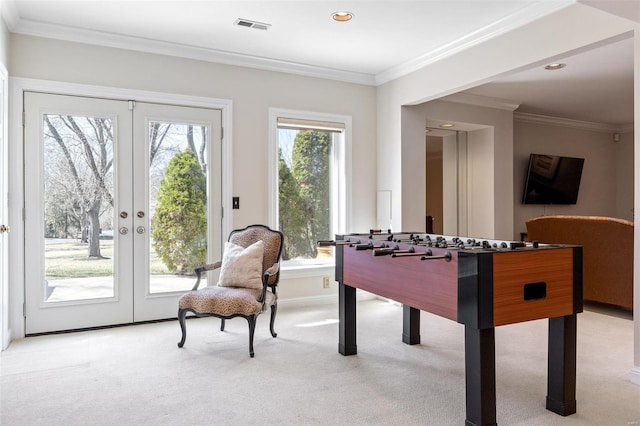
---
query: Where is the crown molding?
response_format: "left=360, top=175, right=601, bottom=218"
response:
left=440, top=93, right=520, bottom=111
left=8, top=17, right=377, bottom=86
left=4, top=0, right=575, bottom=87
left=442, top=94, right=635, bottom=133
left=374, top=0, right=575, bottom=85
left=514, top=111, right=633, bottom=133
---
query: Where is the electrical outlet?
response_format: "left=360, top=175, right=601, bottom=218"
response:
left=323, top=276, right=331, bottom=289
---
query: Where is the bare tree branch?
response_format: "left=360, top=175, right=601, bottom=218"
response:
left=149, top=122, right=172, bottom=166
left=63, top=116, right=114, bottom=207
left=44, top=116, right=84, bottom=200
left=187, top=125, right=196, bottom=154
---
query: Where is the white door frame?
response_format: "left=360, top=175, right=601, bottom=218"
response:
left=5, top=77, right=233, bottom=346
left=0, top=65, right=8, bottom=350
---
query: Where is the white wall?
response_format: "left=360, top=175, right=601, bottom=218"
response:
left=400, top=105, right=427, bottom=232
left=0, top=7, right=8, bottom=68
left=616, top=130, right=635, bottom=220
left=10, top=33, right=377, bottom=232
left=402, top=100, right=513, bottom=239
left=6, top=33, right=378, bottom=338
left=514, top=118, right=625, bottom=237
left=467, top=127, right=496, bottom=238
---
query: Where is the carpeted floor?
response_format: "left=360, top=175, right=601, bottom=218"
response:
left=1, top=299, right=638, bottom=425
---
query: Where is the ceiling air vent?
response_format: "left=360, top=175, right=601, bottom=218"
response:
left=234, top=18, right=271, bottom=31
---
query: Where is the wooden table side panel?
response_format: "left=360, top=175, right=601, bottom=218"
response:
left=342, top=245, right=458, bottom=321
left=492, top=249, right=575, bottom=326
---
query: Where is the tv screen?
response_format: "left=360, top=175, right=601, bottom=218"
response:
left=522, top=154, right=584, bottom=204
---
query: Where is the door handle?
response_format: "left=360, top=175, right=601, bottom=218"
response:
left=0, top=224, right=9, bottom=233
left=136, top=226, right=145, bottom=234
left=119, top=227, right=129, bottom=235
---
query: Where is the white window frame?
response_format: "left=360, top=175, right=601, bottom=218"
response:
left=268, top=108, right=352, bottom=274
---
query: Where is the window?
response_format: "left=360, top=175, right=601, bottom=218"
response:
left=269, top=109, right=351, bottom=268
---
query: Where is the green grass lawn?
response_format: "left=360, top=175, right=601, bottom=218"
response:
left=45, top=239, right=171, bottom=279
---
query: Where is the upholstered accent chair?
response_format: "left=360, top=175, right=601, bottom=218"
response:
left=177, top=224, right=284, bottom=357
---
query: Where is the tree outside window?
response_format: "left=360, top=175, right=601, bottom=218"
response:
left=43, top=114, right=208, bottom=275
left=270, top=109, right=351, bottom=268
left=278, top=129, right=333, bottom=260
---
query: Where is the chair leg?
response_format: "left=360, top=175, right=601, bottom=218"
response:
left=177, top=309, right=188, bottom=348
left=220, top=318, right=226, bottom=331
left=270, top=302, right=278, bottom=338
left=247, top=315, right=257, bottom=358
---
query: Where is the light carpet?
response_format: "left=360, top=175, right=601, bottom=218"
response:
left=1, top=300, right=638, bottom=425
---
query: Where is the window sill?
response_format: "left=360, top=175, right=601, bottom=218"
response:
left=280, top=263, right=335, bottom=279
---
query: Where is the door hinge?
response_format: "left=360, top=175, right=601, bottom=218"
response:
left=22, top=110, right=25, bottom=127
left=23, top=303, right=26, bottom=318
left=128, top=100, right=135, bottom=111
left=221, top=127, right=224, bottom=140
left=221, top=206, right=224, bottom=219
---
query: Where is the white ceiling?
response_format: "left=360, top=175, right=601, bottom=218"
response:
left=2, top=0, right=638, bottom=127
left=464, top=35, right=635, bottom=127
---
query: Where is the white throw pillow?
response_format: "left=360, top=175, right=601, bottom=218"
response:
left=217, top=240, right=265, bottom=289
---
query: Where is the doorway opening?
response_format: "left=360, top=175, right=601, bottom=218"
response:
left=425, top=127, right=467, bottom=236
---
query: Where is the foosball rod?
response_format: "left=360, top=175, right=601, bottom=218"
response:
left=373, top=246, right=415, bottom=256
left=318, top=239, right=390, bottom=250
left=421, top=250, right=452, bottom=262
left=317, top=240, right=351, bottom=247
left=391, top=248, right=440, bottom=258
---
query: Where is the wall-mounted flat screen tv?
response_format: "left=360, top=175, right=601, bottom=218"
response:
left=522, top=154, right=584, bottom=204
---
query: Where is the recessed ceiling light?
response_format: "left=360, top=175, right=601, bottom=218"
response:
left=440, top=123, right=454, bottom=128
left=544, top=63, right=566, bottom=70
left=332, top=11, right=353, bottom=22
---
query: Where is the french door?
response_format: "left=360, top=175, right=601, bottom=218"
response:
left=24, top=92, right=222, bottom=334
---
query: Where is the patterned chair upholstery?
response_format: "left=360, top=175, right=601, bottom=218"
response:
left=177, top=224, right=284, bottom=357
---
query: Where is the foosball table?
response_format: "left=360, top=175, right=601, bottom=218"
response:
left=319, top=230, right=583, bottom=426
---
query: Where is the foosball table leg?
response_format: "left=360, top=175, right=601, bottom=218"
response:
left=546, top=314, right=577, bottom=416
left=464, top=326, right=497, bottom=426
left=339, top=282, right=357, bottom=355
left=402, top=305, right=421, bottom=345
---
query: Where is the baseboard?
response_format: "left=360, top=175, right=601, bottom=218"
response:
left=278, top=290, right=376, bottom=309
left=630, top=366, right=640, bottom=385
left=1, top=328, right=11, bottom=351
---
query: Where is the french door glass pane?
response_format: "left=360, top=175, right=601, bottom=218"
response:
left=43, top=114, right=115, bottom=302
left=148, top=121, right=208, bottom=293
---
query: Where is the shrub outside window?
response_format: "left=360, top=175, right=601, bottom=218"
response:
left=269, top=109, right=351, bottom=268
